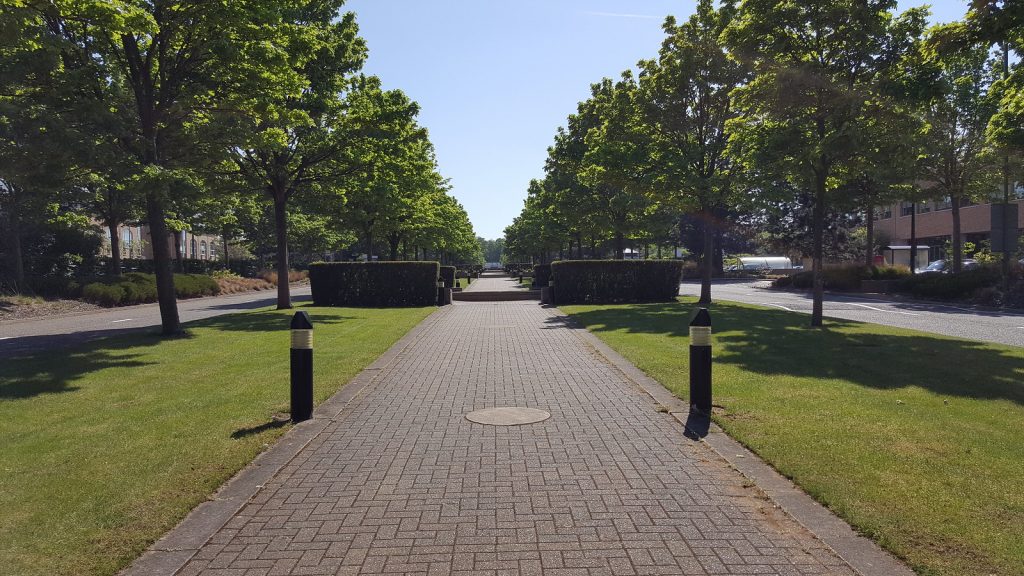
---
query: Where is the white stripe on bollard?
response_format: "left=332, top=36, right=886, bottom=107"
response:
left=291, top=329, right=313, bottom=350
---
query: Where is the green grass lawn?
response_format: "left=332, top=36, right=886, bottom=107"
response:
left=562, top=298, right=1024, bottom=576
left=0, top=305, right=433, bottom=576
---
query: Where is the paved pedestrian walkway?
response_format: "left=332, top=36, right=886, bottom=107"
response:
left=172, top=302, right=857, bottom=575
left=462, top=273, right=528, bottom=292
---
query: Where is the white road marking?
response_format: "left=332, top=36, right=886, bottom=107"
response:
left=848, top=303, right=919, bottom=316
left=765, top=303, right=797, bottom=312
left=110, top=319, right=134, bottom=323
left=0, top=337, right=12, bottom=341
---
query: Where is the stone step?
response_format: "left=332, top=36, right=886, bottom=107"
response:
left=453, top=290, right=540, bottom=302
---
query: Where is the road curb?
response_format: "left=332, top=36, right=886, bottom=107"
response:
left=118, top=305, right=451, bottom=576
left=551, top=305, right=915, bottom=576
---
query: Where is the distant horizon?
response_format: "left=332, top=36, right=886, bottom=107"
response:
left=346, top=0, right=967, bottom=240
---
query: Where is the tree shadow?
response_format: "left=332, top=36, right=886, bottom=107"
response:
left=193, top=308, right=352, bottom=333
left=0, top=307, right=349, bottom=400
left=0, top=332, right=163, bottom=399
left=564, top=301, right=1024, bottom=405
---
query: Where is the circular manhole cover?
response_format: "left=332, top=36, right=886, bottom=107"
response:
left=465, top=407, right=551, bottom=426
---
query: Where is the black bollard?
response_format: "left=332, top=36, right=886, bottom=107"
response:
left=290, top=311, right=314, bottom=423
left=689, top=307, right=712, bottom=414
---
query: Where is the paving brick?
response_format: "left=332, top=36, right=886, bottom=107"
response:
left=181, top=302, right=855, bottom=575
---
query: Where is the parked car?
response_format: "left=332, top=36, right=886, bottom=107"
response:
left=917, top=259, right=978, bottom=274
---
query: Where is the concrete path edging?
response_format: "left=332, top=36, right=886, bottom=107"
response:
left=119, top=305, right=452, bottom=576
left=550, top=306, right=916, bottom=576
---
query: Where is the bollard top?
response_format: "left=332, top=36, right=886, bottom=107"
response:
left=689, top=307, right=711, bottom=327
left=290, top=310, right=313, bottom=330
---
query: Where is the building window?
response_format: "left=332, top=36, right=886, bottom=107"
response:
left=875, top=206, right=892, bottom=220
left=200, top=241, right=207, bottom=260
left=918, top=203, right=931, bottom=214
left=900, top=202, right=915, bottom=217
left=191, top=238, right=198, bottom=259
left=935, top=197, right=951, bottom=211
left=123, top=229, right=133, bottom=258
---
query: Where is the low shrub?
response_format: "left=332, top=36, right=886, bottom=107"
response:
left=772, top=265, right=873, bottom=291
left=899, top=266, right=1002, bottom=300
left=258, top=269, right=309, bottom=285
left=216, top=276, right=274, bottom=294
left=550, top=260, right=683, bottom=304
left=309, top=261, right=440, bottom=307
left=81, top=282, right=124, bottom=306
left=80, top=272, right=219, bottom=306
left=24, top=276, right=82, bottom=298
left=870, top=265, right=911, bottom=280
left=533, top=264, right=551, bottom=288
left=439, top=266, right=456, bottom=288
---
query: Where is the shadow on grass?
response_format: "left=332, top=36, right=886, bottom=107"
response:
left=231, top=418, right=289, bottom=439
left=0, top=309, right=348, bottom=400
left=0, top=332, right=164, bottom=399
left=563, top=301, right=1024, bottom=405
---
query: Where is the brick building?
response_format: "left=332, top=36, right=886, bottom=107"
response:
left=875, top=194, right=1023, bottom=266
left=99, top=224, right=221, bottom=262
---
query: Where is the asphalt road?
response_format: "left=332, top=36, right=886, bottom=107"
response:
left=0, top=285, right=312, bottom=359
left=681, top=279, right=1024, bottom=348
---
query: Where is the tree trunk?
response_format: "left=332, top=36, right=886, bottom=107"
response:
left=950, top=195, right=962, bottom=273
left=614, top=232, right=625, bottom=260
left=865, top=205, right=875, bottom=268
left=173, top=231, right=183, bottom=272
left=811, top=177, right=826, bottom=328
left=146, top=193, right=182, bottom=335
left=108, top=222, right=122, bottom=276
left=909, top=204, right=918, bottom=275
left=273, top=195, right=291, bottom=309
left=699, top=214, right=713, bottom=305
left=575, top=233, right=583, bottom=259
left=5, top=200, right=25, bottom=288
left=365, top=226, right=374, bottom=261
left=388, top=234, right=400, bottom=261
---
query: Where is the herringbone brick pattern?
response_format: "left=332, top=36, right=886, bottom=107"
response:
left=180, top=302, right=854, bottom=575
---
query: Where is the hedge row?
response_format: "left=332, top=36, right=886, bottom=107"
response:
left=551, top=260, right=683, bottom=304
left=899, top=266, right=1002, bottom=300
left=532, top=264, right=551, bottom=288
left=81, top=273, right=219, bottom=307
left=309, top=261, right=440, bottom=307
left=440, top=266, right=456, bottom=288
left=774, top=265, right=911, bottom=291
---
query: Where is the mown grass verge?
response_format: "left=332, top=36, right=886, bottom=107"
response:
left=0, top=305, right=433, bottom=576
left=561, top=298, right=1023, bottom=576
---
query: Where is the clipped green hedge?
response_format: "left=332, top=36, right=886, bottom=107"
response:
left=551, top=260, right=683, bottom=304
left=81, top=273, right=218, bottom=307
left=532, top=264, right=551, bottom=288
left=899, top=266, right=1002, bottom=300
left=439, top=266, right=456, bottom=288
left=309, top=261, right=440, bottom=307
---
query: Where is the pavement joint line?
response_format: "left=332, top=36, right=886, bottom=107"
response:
left=553, top=305, right=915, bottom=576
left=117, top=305, right=451, bottom=576
left=110, top=318, right=134, bottom=323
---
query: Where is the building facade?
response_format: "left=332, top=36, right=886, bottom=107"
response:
left=875, top=195, right=1023, bottom=265
left=98, top=224, right=222, bottom=262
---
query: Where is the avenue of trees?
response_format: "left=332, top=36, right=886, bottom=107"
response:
left=0, top=1, right=481, bottom=334
left=504, top=0, right=1024, bottom=326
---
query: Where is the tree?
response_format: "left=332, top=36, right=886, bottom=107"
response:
left=578, top=75, right=654, bottom=259
left=226, top=5, right=366, bottom=308
left=725, top=0, right=926, bottom=326
left=638, top=0, right=747, bottom=303
left=17, top=0, right=329, bottom=333
left=917, top=31, right=999, bottom=273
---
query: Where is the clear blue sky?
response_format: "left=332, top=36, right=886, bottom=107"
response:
left=345, top=0, right=968, bottom=240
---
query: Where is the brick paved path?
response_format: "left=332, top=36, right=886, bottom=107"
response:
left=462, top=273, right=527, bottom=292
left=180, top=302, right=855, bottom=575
